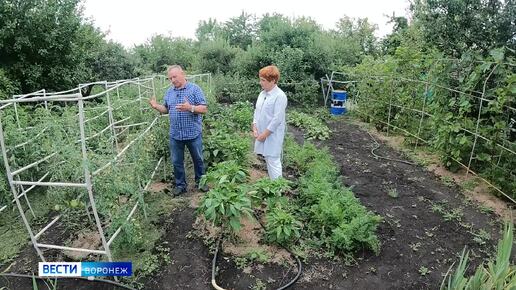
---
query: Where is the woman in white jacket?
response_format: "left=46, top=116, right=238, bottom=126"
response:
left=252, top=65, right=288, bottom=179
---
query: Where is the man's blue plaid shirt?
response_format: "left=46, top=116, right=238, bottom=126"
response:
left=163, top=82, right=207, bottom=140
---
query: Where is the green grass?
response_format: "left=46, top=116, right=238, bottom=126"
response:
left=441, top=223, right=515, bottom=290
left=460, top=179, right=480, bottom=191
left=114, top=190, right=183, bottom=288
left=0, top=190, right=54, bottom=267
left=0, top=219, right=28, bottom=265
left=440, top=176, right=454, bottom=187
left=387, top=188, right=399, bottom=198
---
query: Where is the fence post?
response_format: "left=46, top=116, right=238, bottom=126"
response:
left=466, top=64, right=498, bottom=176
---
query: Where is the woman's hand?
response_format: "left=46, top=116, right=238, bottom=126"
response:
left=257, top=129, right=271, bottom=141
left=256, top=133, right=267, bottom=142
left=252, top=124, right=259, bottom=138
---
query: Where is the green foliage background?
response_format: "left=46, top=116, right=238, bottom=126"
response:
left=0, top=0, right=514, bottom=219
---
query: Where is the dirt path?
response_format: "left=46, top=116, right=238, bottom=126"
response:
left=144, top=203, right=213, bottom=290
left=285, top=118, right=505, bottom=289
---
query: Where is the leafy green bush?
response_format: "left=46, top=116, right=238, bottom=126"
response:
left=202, top=129, right=250, bottom=166
left=223, top=101, right=255, bottom=131
left=211, top=74, right=261, bottom=104
left=283, top=139, right=328, bottom=174
left=252, top=177, right=292, bottom=199
left=288, top=111, right=331, bottom=140
left=282, top=80, right=321, bottom=107
left=198, top=184, right=253, bottom=232
left=284, top=137, right=382, bottom=255
left=202, top=101, right=253, bottom=166
left=199, top=160, right=248, bottom=188
left=265, top=204, right=302, bottom=245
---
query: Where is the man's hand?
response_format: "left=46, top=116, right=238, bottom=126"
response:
left=175, top=96, right=192, bottom=112
left=149, top=96, right=168, bottom=114
left=149, top=96, right=158, bottom=109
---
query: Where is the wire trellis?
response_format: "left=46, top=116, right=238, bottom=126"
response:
left=0, top=73, right=212, bottom=267
left=321, top=65, right=515, bottom=204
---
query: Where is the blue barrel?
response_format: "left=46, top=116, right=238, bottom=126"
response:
left=332, top=90, right=347, bottom=101
left=330, top=90, right=347, bottom=115
left=330, top=106, right=347, bottom=115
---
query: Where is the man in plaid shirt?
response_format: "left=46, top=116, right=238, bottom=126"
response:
left=149, top=65, right=209, bottom=195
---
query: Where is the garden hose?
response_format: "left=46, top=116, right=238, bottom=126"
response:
left=367, top=131, right=417, bottom=165
left=211, top=217, right=303, bottom=290
left=0, top=272, right=136, bottom=290
left=252, top=212, right=303, bottom=290
left=211, top=234, right=227, bottom=290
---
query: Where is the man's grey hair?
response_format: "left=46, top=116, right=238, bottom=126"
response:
left=167, top=65, right=184, bottom=73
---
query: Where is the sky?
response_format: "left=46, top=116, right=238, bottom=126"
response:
left=82, top=0, right=411, bottom=48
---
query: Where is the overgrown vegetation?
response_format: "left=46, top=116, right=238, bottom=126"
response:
left=440, top=223, right=515, bottom=290
left=288, top=111, right=331, bottom=140
left=284, top=138, right=382, bottom=254
left=2, top=1, right=512, bottom=201
left=0, top=0, right=514, bottom=287
left=0, top=80, right=179, bottom=287
left=196, top=102, right=381, bottom=258
left=350, top=42, right=515, bottom=198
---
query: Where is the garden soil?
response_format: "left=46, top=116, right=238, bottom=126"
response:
left=1, top=117, right=512, bottom=290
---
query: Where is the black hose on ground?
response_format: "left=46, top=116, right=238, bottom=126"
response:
left=275, top=248, right=303, bottom=290
left=253, top=212, right=302, bottom=290
left=211, top=234, right=225, bottom=290
left=0, top=272, right=136, bottom=290
left=210, top=216, right=303, bottom=290
left=367, top=131, right=417, bottom=165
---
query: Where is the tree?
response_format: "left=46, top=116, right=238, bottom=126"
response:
left=0, top=0, right=86, bottom=92
left=318, top=16, right=379, bottom=68
left=220, top=12, right=257, bottom=50
left=335, top=16, right=378, bottom=56
left=194, top=39, right=239, bottom=74
left=233, top=15, right=337, bottom=81
left=381, top=14, right=409, bottom=55
left=195, top=18, right=221, bottom=42
left=90, top=41, right=136, bottom=81
left=133, top=35, right=196, bottom=73
left=256, top=16, right=321, bottom=51
left=0, top=0, right=135, bottom=92
left=412, top=0, right=516, bottom=57
left=0, top=68, right=15, bottom=100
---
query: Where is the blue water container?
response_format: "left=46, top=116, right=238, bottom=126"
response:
left=330, top=106, right=347, bottom=115
left=330, top=90, right=347, bottom=115
left=332, top=90, right=348, bottom=101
